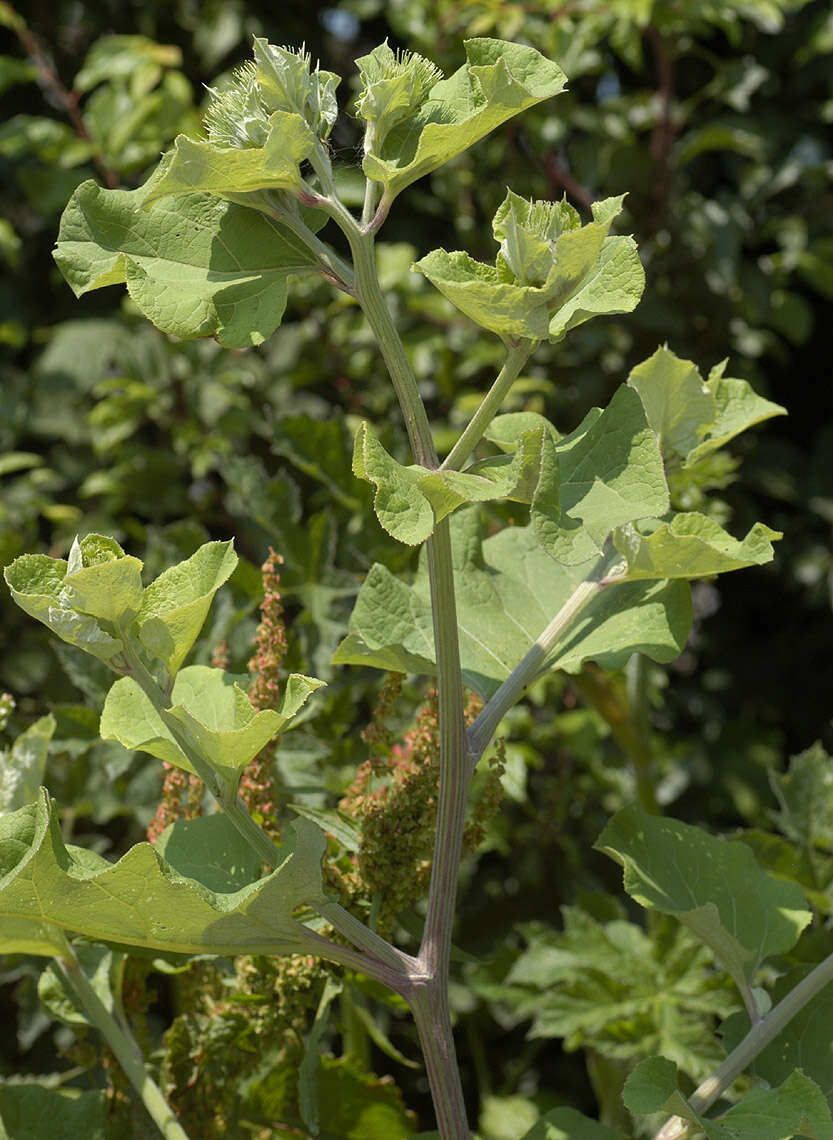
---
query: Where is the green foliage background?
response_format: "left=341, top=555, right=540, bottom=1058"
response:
left=1, top=1, right=833, bottom=1137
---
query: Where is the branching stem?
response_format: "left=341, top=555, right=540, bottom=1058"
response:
left=654, top=949, right=833, bottom=1140
left=328, top=192, right=472, bottom=1139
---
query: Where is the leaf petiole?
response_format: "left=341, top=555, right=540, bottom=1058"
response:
left=441, top=340, right=535, bottom=472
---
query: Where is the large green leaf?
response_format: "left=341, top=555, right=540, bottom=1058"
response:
left=53, top=180, right=321, bottom=347
left=133, top=540, right=237, bottom=674
left=416, top=193, right=643, bottom=342
left=362, top=38, right=566, bottom=199
left=353, top=421, right=546, bottom=545
left=596, top=806, right=811, bottom=997
left=531, top=386, right=669, bottom=566
left=334, top=508, right=691, bottom=700
left=0, top=789, right=329, bottom=956
left=0, top=714, right=55, bottom=812
left=99, top=665, right=323, bottom=784
left=611, top=513, right=781, bottom=580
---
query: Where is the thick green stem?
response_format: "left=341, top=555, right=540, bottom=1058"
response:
left=654, top=949, right=833, bottom=1140
left=56, top=942, right=191, bottom=1140
left=467, top=576, right=605, bottom=765
left=441, top=342, right=534, bottom=471
left=334, top=206, right=472, bottom=1138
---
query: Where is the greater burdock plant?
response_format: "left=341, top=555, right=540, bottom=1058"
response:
left=2, top=35, right=829, bottom=1140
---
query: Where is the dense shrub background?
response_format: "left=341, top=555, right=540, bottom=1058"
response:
left=1, top=1, right=833, bottom=1136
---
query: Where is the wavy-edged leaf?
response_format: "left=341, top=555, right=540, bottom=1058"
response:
left=53, top=181, right=321, bottom=347
left=142, top=111, right=315, bottom=206
left=353, top=422, right=546, bottom=545
left=134, top=540, right=237, bottom=674
left=4, top=554, right=124, bottom=663
left=0, top=789, right=329, bottom=956
left=626, top=347, right=785, bottom=468
left=0, top=714, right=55, bottom=812
left=334, top=508, right=691, bottom=700
left=362, top=39, right=565, bottom=199
left=611, top=513, right=781, bottom=580
left=416, top=193, right=643, bottom=342
left=595, top=805, right=811, bottom=994
left=99, top=665, right=323, bottom=784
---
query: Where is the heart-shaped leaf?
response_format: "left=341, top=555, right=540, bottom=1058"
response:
left=54, top=181, right=322, bottom=347
left=596, top=805, right=811, bottom=993
left=334, top=508, right=691, bottom=700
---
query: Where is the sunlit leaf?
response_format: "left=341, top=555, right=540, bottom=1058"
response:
left=0, top=789, right=329, bottom=956
left=54, top=181, right=321, bottom=347
left=335, top=508, right=691, bottom=699
left=363, top=39, right=566, bottom=199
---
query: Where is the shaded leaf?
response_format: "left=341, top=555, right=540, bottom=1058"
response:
left=0, top=714, right=55, bottom=812
left=154, top=812, right=263, bottom=892
left=596, top=805, right=811, bottom=994
left=0, top=1085, right=106, bottom=1140
left=38, top=944, right=118, bottom=1027
left=622, top=1056, right=687, bottom=1116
